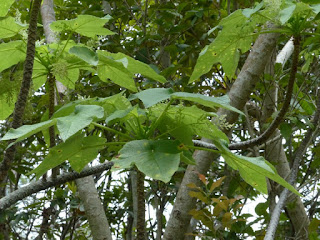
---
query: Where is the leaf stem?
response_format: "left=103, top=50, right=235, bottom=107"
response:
left=186, top=145, right=220, bottom=154
left=92, top=122, right=134, bottom=140
left=146, top=99, right=173, bottom=138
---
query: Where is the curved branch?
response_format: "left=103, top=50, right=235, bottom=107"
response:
left=0, top=162, right=114, bottom=211
left=264, top=92, right=320, bottom=240
left=229, top=36, right=301, bottom=150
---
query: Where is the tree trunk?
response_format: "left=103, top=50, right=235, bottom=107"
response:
left=163, top=26, right=279, bottom=240
left=76, top=176, right=113, bottom=240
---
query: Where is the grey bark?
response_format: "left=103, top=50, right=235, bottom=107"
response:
left=41, top=1, right=113, bottom=238
left=76, top=175, right=113, bottom=240
left=262, top=39, right=309, bottom=240
left=163, top=29, right=279, bottom=240
left=0, top=162, right=113, bottom=211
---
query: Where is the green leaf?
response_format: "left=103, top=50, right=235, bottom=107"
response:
left=57, top=105, right=104, bottom=141
left=69, top=46, right=98, bottom=66
left=28, top=134, right=106, bottom=178
left=215, top=141, right=300, bottom=195
left=279, top=4, right=296, bottom=24
left=180, top=151, right=196, bottom=165
left=0, top=17, right=27, bottom=38
left=189, top=10, right=256, bottom=82
left=101, top=52, right=167, bottom=83
left=98, top=51, right=137, bottom=92
left=242, top=2, right=264, bottom=18
left=0, top=41, right=25, bottom=72
left=129, top=88, right=174, bottom=108
left=280, top=123, right=292, bottom=140
left=1, top=120, right=56, bottom=142
left=171, top=92, right=244, bottom=115
left=105, top=107, right=134, bottom=125
left=112, top=140, right=181, bottom=182
left=0, top=0, right=15, bottom=17
left=0, top=93, right=16, bottom=120
left=32, top=60, right=49, bottom=90
left=53, top=59, right=80, bottom=89
left=152, top=105, right=228, bottom=145
left=50, top=15, right=114, bottom=38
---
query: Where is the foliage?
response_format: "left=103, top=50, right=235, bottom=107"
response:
left=0, top=0, right=320, bottom=239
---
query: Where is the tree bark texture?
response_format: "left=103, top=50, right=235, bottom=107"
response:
left=76, top=175, right=113, bottom=240
left=163, top=29, right=279, bottom=240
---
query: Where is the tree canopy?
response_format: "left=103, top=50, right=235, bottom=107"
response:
left=0, top=0, right=320, bottom=239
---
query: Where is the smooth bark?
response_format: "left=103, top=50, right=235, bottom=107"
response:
left=163, top=28, right=279, bottom=240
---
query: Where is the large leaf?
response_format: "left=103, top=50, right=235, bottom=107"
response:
left=101, top=51, right=166, bottom=83
left=152, top=105, right=228, bottom=145
left=129, top=88, right=174, bottom=108
left=28, top=134, right=106, bottom=178
left=69, top=46, right=99, bottom=66
left=0, top=17, right=27, bottom=38
left=0, top=0, right=15, bottom=17
left=0, top=41, right=25, bottom=72
left=1, top=120, right=56, bottom=142
left=189, top=10, right=257, bottom=82
left=171, top=92, right=244, bottom=115
left=215, top=141, right=300, bottom=195
left=112, top=140, right=182, bottom=182
left=98, top=51, right=137, bottom=92
left=57, top=105, right=104, bottom=141
left=50, top=15, right=114, bottom=38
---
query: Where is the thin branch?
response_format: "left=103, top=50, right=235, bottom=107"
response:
left=0, top=162, right=114, bottom=211
left=229, top=36, right=300, bottom=150
left=264, top=91, right=320, bottom=240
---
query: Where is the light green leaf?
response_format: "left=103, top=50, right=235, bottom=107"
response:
left=53, top=59, right=80, bottom=89
left=105, top=107, right=134, bottom=125
left=98, top=51, right=137, bottom=92
left=216, top=141, right=300, bottom=195
left=69, top=46, right=98, bottom=66
left=112, top=140, right=181, bottom=182
left=1, top=120, right=56, bottom=142
left=50, top=15, right=114, bottom=38
left=242, top=2, right=264, bottom=18
left=0, top=0, right=15, bottom=17
left=0, top=93, right=16, bottom=120
left=28, top=134, right=106, bottom=178
left=152, top=105, right=228, bottom=145
left=32, top=60, right=48, bottom=90
left=0, top=17, right=27, bottom=38
left=129, top=88, right=174, bottom=108
left=101, top=51, right=167, bottom=83
left=171, top=92, right=244, bottom=115
left=57, top=105, right=104, bottom=141
left=189, top=10, right=256, bottom=82
left=279, top=4, right=296, bottom=24
left=0, top=41, right=25, bottom=72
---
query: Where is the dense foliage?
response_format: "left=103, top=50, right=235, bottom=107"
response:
left=0, top=0, right=320, bottom=239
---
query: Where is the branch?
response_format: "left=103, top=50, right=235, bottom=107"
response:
left=229, top=36, right=300, bottom=150
left=0, top=0, right=42, bottom=187
left=0, top=162, right=114, bottom=211
left=264, top=92, right=320, bottom=240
